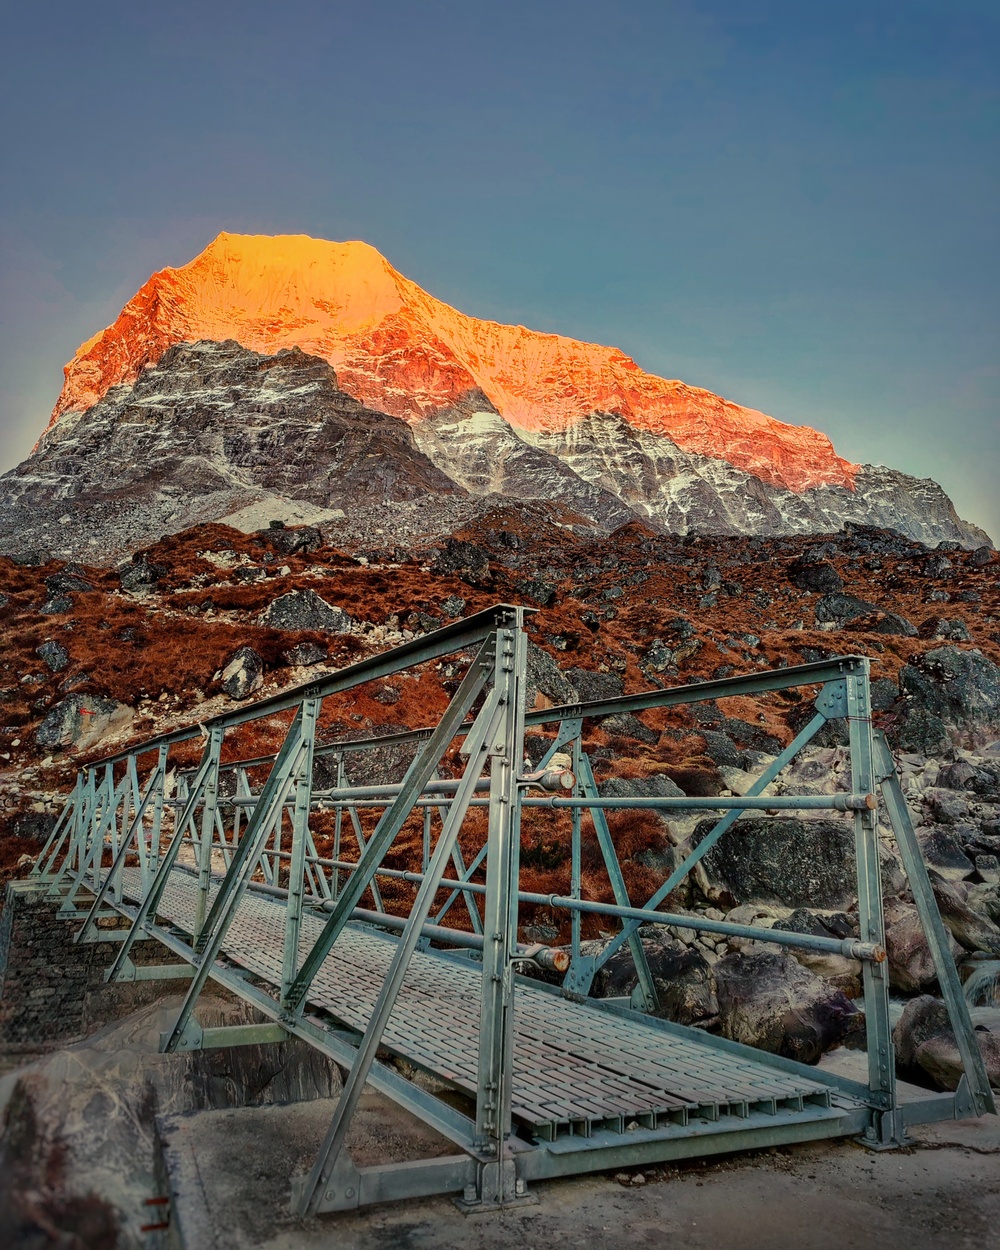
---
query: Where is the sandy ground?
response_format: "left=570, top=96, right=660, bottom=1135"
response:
left=164, top=1092, right=1000, bottom=1250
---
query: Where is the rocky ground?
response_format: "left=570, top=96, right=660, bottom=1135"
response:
left=1, top=511, right=999, bottom=1245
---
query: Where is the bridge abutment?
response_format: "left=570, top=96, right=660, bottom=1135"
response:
left=0, top=880, right=189, bottom=1046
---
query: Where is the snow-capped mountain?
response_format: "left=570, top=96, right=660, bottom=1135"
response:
left=1, top=232, right=988, bottom=560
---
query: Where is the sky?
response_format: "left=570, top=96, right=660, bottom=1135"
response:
left=1, top=1, right=997, bottom=536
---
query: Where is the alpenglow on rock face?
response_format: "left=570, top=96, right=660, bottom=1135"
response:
left=0, top=232, right=989, bottom=559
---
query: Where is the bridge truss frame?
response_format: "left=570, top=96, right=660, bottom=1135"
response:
left=32, top=604, right=995, bottom=1218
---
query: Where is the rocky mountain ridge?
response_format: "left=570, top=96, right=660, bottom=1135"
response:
left=8, top=230, right=986, bottom=558
left=1, top=339, right=987, bottom=564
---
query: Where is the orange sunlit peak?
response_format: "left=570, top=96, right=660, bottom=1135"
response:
left=48, top=232, right=859, bottom=495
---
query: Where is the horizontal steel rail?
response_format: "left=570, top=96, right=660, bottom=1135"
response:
left=188, top=654, right=870, bottom=777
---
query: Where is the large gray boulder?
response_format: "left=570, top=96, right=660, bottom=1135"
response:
left=524, top=642, right=578, bottom=709
left=259, top=588, right=353, bottom=633
left=713, top=947, right=861, bottom=1064
left=898, top=647, right=1000, bottom=745
left=219, top=646, right=263, bottom=700
left=34, top=694, right=133, bottom=752
left=893, top=995, right=1000, bottom=1091
left=694, top=817, right=902, bottom=910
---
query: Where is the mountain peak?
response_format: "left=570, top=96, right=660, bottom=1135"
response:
left=48, top=231, right=857, bottom=494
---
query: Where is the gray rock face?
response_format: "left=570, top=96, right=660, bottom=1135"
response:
left=411, top=404, right=634, bottom=530
left=0, top=340, right=460, bottom=562
left=260, top=588, right=353, bottom=633
left=713, top=947, right=861, bottom=1063
left=524, top=413, right=988, bottom=546
left=35, top=693, right=133, bottom=752
left=0, top=340, right=990, bottom=562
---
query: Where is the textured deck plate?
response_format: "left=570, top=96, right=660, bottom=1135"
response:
left=119, top=868, right=836, bottom=1136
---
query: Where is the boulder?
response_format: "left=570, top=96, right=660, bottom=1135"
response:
left=893, top=995, right=1000, bottom=1091
left=430, top=538, right=490, bottom=587
left=589, top=930, right=718, bottom=1025
left=931, top=874, right=1000, bottom=955
left=119, top=559, right=165, bottom=592
left=919, top=617, right=973, bottom=642
left=815, top=593, right=877, bottom=627
left=770, top=908, right=862, bottom=993
left=524, top=642, right=578, bottom=709
left=713, top=948, right=861, bottom=1064
left=45, top=571, right=94, bottom=594
left=602, top=712, right=660, bottom=745
left=514, top=577, right=556, bottom=606
left=848, top=611, right=917, bottom=637
left=39, top=593, right=73, bottom=615
left=565, top=668, right=625, bottom=703
left=440, top=594, right=466, bottom=618
left=896, top=708, right=951, bottom=756
left=281, top=641, right=327, bottom=667
left=694, top=817, right=886, bottom=909
left=35, top=640, right=69, bottom=673
left=259, top=521, right=322, bottom=555
left=883, top=901, right=961, bottom=992
left=970, top=546, right=994, bottom=567
left=922, top=788, right=970, bottom=824
left=916, top=828, right=975, bottom=882
left=788, top=558, right=843, bottom=594
left=259, top=589, right=353, bottom=633
left=35, top=694, right=133, bottom=752
left=899, top=647, right=1000, bottom=744
left=219, top=647, right=263, bottom=700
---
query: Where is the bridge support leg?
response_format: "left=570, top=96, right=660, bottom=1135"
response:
left=874, top=730, right=996, bottom=1119
left=846, top=669, right=902, bottom=1142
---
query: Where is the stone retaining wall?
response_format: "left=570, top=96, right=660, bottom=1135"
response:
left=0, top=880, right=186, bottom=1044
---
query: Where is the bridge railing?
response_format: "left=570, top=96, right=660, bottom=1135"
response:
left=31, top=602, right=995, bottom=1213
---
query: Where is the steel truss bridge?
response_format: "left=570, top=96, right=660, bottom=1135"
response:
left=31, top=605, right=995, bottom=1217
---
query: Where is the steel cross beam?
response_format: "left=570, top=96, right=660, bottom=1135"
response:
left=297, top=682, right=508, bottom=1216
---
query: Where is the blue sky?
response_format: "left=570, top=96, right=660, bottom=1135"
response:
left=2, top=1, right=997, bottom=535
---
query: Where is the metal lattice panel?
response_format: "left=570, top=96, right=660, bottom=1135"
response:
left=119, top=867, right=834, bottom=1134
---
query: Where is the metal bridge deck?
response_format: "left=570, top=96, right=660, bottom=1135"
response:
left=118, top=867, right=838, bottom=1138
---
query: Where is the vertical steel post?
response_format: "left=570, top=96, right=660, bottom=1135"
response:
left=144, top=746, right=169, bottom=889
left=281, top=698, right=319, bottom=1004
left=873, top=731, right=996, bottom=1116
left=474, top=614, right=525, bottom=1186
left=569, top=736, right=583, bottom=961
left=193, top=727, right=224, bottom=941
left=846, top=665, right=899, bottom=1140
left=331, top=754, right=345, bottom=901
